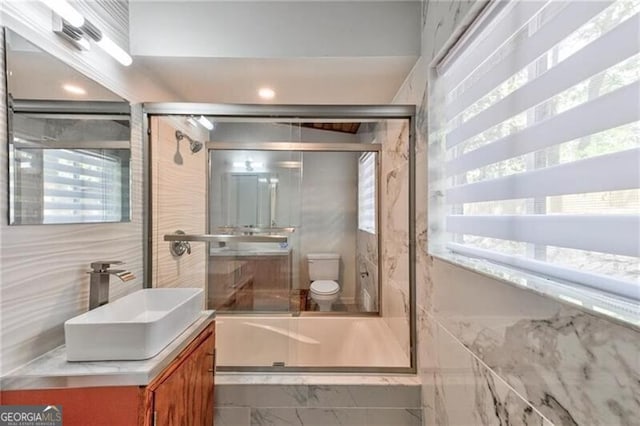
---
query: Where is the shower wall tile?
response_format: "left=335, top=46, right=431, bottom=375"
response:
left=356, top=230, right=378, bottom=311
left=216, top=381, right=421, bottom=425
left=217, top=384, right=309, bottom=407
left=307, top=385, right=420, bottom=408
left=249, top=408, right=421, bottom=426
left=214, top=407, right=251, bottom=426
left=420, top=309, right=549, bottom=426
left=150, top=116, right=208, bottom=292
left=428, top=260, right=640, bottom=426
left=378, top=115, right=412, bottom=360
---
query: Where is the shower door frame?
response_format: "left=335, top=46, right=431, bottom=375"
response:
left=142, top=103, right=417, bottom=373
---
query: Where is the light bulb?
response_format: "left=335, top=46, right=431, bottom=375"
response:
left=197, top=116, right=214, bottom=130
left=96, top=35, right=132, bottom=66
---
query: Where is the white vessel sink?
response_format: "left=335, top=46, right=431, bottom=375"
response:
left=65, top=288, right=204, bottom=361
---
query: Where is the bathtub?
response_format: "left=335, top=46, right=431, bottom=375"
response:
left=216, top=315, right=410, bottom=368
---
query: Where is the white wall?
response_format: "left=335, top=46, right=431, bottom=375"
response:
left=299, top=152, right=358, bottom=301
left=0, top=1, right=174, bottom=374
left=0, top=31, right=144, bottom=374
left=130, top=1, right=420, bottom=58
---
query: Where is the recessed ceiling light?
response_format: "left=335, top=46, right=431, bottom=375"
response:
left=62, top=84, right=86, bottom=95
left=258, top=87, right=275, bottom=100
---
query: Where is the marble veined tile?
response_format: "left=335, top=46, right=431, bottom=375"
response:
left=421, top=314, right=549, bottom=426
left=429, top=259, right=640, bottom=425
left=216, top=384, right=308, bottom=408
left=215, top=407, right=251, bottom=426
left=307, top=385, right=421, bottom=408
left=250, top=408, right=421, bottom=426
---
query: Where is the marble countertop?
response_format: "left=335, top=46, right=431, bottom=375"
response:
left=1, top=311, right=216, bottom=391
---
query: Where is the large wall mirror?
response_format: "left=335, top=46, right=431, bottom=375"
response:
left=4, top=28, right=131, bottom=225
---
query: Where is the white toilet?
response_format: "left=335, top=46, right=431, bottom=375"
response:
left=307, top=253, right=341, bottom=312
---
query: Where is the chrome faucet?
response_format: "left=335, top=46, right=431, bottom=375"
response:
left=88, top=261, right=135, bottom=310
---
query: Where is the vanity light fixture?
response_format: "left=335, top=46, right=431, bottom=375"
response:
left=52, top=15, right=91, bottom=51
left=62, top=83, right=86, bottom=95
left=41, top=0, right=85, bottom=27
left=50, top=10, right=132, bottom=66
left=187, top=117, right=199, bottom=127
left=258, top=87, right=276, bottom=100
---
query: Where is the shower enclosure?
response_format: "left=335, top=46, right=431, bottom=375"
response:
left=144, top=104, right=415, bottom=372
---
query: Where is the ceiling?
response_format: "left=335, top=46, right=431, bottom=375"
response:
left=7, top=1, right=421, bottom=104
left=128, top=0, right=421, bottom=103
left=131, top=56, right=417, bottom=103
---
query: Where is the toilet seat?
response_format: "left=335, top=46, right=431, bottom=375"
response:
left=310, top=280, right=340, bottom=295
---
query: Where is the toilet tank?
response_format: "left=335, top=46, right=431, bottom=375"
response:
left=307, top=253, right=340, bottom=281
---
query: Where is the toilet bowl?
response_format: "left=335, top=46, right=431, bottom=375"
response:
left=309, top=280, right=340, bottom=312
left=307, top=253, right=341, bottom=312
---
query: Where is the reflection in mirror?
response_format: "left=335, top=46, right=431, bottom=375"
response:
left=5, top=28, right=132, bottom=225
left=211, top=150, right=302, bottom=229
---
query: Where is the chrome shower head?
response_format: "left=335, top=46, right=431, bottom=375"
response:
left=175, top=130, right=203, bottom=154
left=190, top=139, right=203, bottom=153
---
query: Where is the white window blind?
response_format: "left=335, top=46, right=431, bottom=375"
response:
left=358, top=152, right=376, bottom=234
left=429, top=0, right=640, bottom=300
left=42, top=149, right=123, bottom=223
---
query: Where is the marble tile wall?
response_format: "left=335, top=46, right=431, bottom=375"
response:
left=427, top=260, right=640, bottom=425
left=150, top=116, right=208, bottom=292
left=396, top=0, right=640, bottom=424
left=356, top=230, right=378, bottom=311
left=377, top=118, right=412, bottom=359
left=214, top=382, right=422, bottom=426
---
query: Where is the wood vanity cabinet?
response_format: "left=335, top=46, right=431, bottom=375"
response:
left=0, top=321, right=216, bottom=426
left=146, top=321, right=215, bottom=426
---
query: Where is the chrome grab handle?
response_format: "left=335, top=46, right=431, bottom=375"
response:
left=164, top=233, right=287, bottom=244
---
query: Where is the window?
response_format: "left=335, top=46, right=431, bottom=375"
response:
left=358, top=152, right=376, bottom=234
left=428, top=0, right=640, bottom=300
